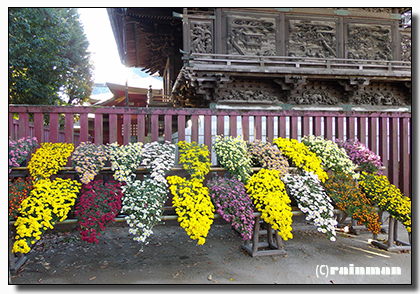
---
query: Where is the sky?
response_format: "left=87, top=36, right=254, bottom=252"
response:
left=77, top=8, right=163, bottom=89
left=78, top=8, right=126, bottom=84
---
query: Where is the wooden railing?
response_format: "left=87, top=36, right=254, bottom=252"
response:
left=187, top=53, right=411, bottom=78
left=9, top=105, right=411, bottom=197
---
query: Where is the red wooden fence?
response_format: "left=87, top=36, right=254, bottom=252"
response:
left=9, top=105, right=411, bottom=197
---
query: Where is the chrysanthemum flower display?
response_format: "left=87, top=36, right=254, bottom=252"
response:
left=167, top=141, right=214, bottom=245
left=108, top=142, right=143, bottom=183
left=247, top=139, right=289, bottom=178
left=27, top=142, right=74, bottom=179
left=335, top=138, right=384, bottom=175
left=177, top=141, right=210, bottom=179
left=121, top=141, right=176, bottom=250
left=245, top=169, right=293, bottom=241
left=273, top=137, right=328, bottom=182
left=213, top=135, right=252, bottom=183
left=323, top=172, right=381, bottom=234
left=168, top=176, right=214, bottom=245
left=13, top=142, right=81, bottom=254
left=13, top=178, right=81, bottom=254
left=208, top=175, right=255, bottom=240
left=8, top=177, right=33, bottom=221
left=75, top=180, right=123, bottom=244
left=359, top=172, right=411, bottom=233
left=72, top=142, right=109, bottom=184
left=302, top=135, right=357, bottom=178
left=9, top=136, right=38, bottom=173
left=283, top=171, right=337, bottom=241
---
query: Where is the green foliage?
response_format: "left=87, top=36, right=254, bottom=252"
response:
left=9, top=8, right=94, bottom=105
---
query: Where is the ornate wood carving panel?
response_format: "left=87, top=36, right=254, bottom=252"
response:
left=190, top=20, right=213, bottom=53
left=346, top=23, right=392, bottom=60
left=226, top=15, right=277, bottom=56
left=400, top=31, right=411, bottom=62
left=287, top=19, right=337, bottom=58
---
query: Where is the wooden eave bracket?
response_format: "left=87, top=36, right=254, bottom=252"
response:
left=338, top=77, right=371, bottom=92
left=274, top=75, right=307, bottom=90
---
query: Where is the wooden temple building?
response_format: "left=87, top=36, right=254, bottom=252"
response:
left=107, top=8, right=411, bottom=110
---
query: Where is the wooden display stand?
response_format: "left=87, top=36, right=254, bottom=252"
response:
left=241, top=216, right=287, bottom=257
left=371, top=216, right=411, bottom=252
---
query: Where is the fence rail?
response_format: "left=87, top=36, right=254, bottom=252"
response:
left=9, top=105, right=411, bottom=197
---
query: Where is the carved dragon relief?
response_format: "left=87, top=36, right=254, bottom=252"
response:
left=190, top=22, right=213, bottom=54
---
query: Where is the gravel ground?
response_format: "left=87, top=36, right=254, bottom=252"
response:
left=9, top=216, right=412, bottom=286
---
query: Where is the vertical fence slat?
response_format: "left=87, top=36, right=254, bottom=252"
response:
left=324, top=116, right=333, bottom=140
left=137, top=114, right=145, bottom=143
left=79, top=113, right=89, bottom=143
left=178, top=115, right=185, bottom=142
left=217, top=115, right=224, bottom=136
left=151, top=114, right=159, bottom=142
left=254, top=115, right=262, bottom=141
left=49, top=113, right=59, bottom=143
left=368, top=117, right=378, bottom=155
left=378, top=117, right=388, bottom=177
left=267, top=116, right=274, bottom=143
left=165, top=114, right=172, bottom=142
left=18, top=112, right=29, bottom=139
left=204, top=115, right=212, bottom=155
left=230, top=115, right=237, bottom=137
left=290, top=116, right=298, bottom=139
left=123, top=114, right=131, bottom=144
left=191, top=115, right=199, bottom=143
left=302, top=116, right=310, bottom=137
left=357, top=117, right=366, bottom=145
left=108, top=114, right=118, bottom=143
left=335, top=116, right=345, bottom=140
left=94, top=113, right=103, bottom=145
left=346, top=116, right=355, bottom=140
left=33, top=113, right=44, bottom=144
left=388, top=117, right=399, bottom=187
left=399, top=117, right=410, bottom=197
left=313, top=116, right=322, bottom=137
left=64, top=113, right=74, bottom=144
left=278, top=116, right=286, bottom=138
left=242, top=115, right=249, bottom=141
left=9, top=112, right=15, bottom=140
